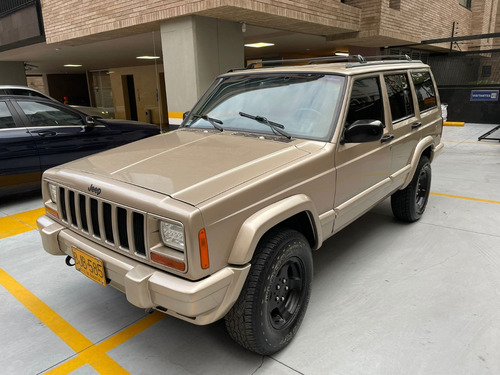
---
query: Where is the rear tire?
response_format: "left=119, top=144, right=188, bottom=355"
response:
left=225, top=228, right=313, bottom=355
left=391, top=155, right=431, bottom=222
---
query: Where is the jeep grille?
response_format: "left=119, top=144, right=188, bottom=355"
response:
left=58, top=186, right=147, bottom=257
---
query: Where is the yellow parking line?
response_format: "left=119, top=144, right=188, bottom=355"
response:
left=0, top=207, right=45, bottom=239
left=0, top=268, right=164, bottom=374
left=45, top=312, right=165, bottom=374
left=430, top=192, right=500, bottom=205
left=0, top=268, right=93, bottom=352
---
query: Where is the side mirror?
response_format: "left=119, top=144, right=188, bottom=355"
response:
left=85, top=116, right=96, bottom=127
left=183, top=111, right=189, bottom=120
left=341, top=120, right=384, bottom=144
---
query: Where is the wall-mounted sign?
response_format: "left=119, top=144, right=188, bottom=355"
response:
left=470, top=90, right=499, bottom=101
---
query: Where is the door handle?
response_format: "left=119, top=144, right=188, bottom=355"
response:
left=381, top=134, right=394, bottom=143
left=411, top=121, right=422, bottom=129
left=37, top=131, right=57, bottom=137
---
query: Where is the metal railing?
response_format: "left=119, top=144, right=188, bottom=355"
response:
left=0, top=0, right=37, bottom=18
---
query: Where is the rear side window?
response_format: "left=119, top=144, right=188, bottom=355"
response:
left=411, top=71, right=437, bottom=112
left=345, top=77, right=384, bottom=126
left=385, top=74, right=414, bottom=122
left=0, top=102, right=16, bottom=129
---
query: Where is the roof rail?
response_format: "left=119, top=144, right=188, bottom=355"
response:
left=363, top=54, right=412, bottom=61
left=245, top=55, right=366, bottom=69
left=232, top=54, right=419, bottom=72
left=345, top=54, right=422, bottom=68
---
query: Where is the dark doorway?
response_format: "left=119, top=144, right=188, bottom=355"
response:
left=125, top=75, right=138, bottom=121
left=46, top=74, right=90, bottom=106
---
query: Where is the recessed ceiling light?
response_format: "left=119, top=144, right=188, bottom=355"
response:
left=136, top=56, right=161, bottom=60
left=64, top=64, right=82, bottom=67
left=244, top=42, right=275, bottom=48
left=335, top=52, right=349, bottom=57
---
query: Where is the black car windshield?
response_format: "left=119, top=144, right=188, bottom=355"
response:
left=184, top=73, right=345, bottom=140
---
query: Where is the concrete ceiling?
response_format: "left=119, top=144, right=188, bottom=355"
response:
left=0, top=25, right=347, bottom=75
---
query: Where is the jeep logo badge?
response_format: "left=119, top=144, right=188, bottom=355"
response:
left=88, top=184, right=102, bottom=195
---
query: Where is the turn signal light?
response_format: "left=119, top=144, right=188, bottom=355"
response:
left=45, top=206, right=59, bottom=219
left=199, top=228, right=209, bottom=269
left=151, top=252, right=186, bottom=272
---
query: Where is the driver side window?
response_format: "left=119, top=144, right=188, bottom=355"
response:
left=345, top=77, right=384, bottom=126
left=17, top=101, right=84, bottom=127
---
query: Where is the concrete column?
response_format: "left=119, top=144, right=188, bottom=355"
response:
left=0, top=62, right=27, bottom=85
left=160, top=16, right=244, bottom=117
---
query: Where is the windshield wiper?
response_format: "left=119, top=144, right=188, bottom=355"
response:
left=239, top=111, right=291, bottom=139
left=193, top=114, right=224, bottom=132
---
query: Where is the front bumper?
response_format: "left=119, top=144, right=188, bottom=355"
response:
left=37, top=215, right=250, bottom=325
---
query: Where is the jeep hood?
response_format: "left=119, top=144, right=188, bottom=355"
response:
left=62, top=129, right=313, bottom=205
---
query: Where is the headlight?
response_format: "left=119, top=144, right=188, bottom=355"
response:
left=48, top=183, right=58, bottom=204
left=160, top=221, right=185, bottom=251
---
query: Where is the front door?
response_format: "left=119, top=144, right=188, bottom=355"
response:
left=334, top=75, right=393, bottom=232
left=13, top=100, right=117, bottom=172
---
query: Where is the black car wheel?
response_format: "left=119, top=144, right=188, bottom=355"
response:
left=225, top=228, right=313, bottom=355
left=391, top=155, right=432, bottom=222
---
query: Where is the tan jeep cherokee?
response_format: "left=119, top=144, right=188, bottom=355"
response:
left=38, top=55, right=444, bottom=355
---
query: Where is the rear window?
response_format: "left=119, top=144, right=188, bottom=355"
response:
left=411, top=71, right=437, bottom=112
left=385, top=73, right=414, bottom=122
left=0, top=102, right=16, bottom=129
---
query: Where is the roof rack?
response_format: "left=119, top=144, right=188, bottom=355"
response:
left=245, top=55, right=366, bottom=69
left=241, top=54, right=418, bottom=70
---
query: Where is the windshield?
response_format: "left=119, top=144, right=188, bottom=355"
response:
left=183, top=73, right=345, bottom=140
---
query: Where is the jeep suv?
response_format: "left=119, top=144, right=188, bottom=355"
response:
left=37, top=55, right=444, bottom=355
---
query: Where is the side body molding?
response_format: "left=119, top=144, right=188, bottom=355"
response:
left=228, top=194, right=322, bottom=265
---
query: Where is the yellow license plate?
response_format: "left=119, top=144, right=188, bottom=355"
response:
left=72, top=247, right=107, bottom=286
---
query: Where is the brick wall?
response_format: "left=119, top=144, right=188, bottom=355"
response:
left=40, top=0, right=498, bottom=51
left=40, top=0, right=361, bottom=44
left=329, top=0, right=496, bottom=51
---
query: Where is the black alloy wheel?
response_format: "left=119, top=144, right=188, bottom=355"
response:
left=391, top=155, right=432, bottom=222
left=225, top=228, right=313, bottom=355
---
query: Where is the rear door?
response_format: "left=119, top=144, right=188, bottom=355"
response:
left=382, top=71, right=421, bottom=189
left=0, top=100, right=41, bottom=194
left=12, top=99, right=119, bottom=171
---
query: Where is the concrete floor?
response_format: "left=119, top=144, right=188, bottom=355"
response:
left=1, top=123, right=499, bottom=375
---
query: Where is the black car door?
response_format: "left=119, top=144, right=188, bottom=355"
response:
left=0, top=100, right=41, bottom=194
left=12, top=99, right=120, bottom=171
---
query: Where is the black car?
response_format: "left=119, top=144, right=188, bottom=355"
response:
left=0, top=96, right=159, bottom=196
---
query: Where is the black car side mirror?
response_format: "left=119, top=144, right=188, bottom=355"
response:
left=341, top=120, right=384, bottom=144
left=85, top=116, right=96, bottom=127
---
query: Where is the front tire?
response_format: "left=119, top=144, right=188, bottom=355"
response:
left=391, top=155, right=431, bottom=222
left=225, top=228, right=313, bottom=355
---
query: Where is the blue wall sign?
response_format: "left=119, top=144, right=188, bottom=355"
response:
left=470, top=90, right=499, bottom=101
